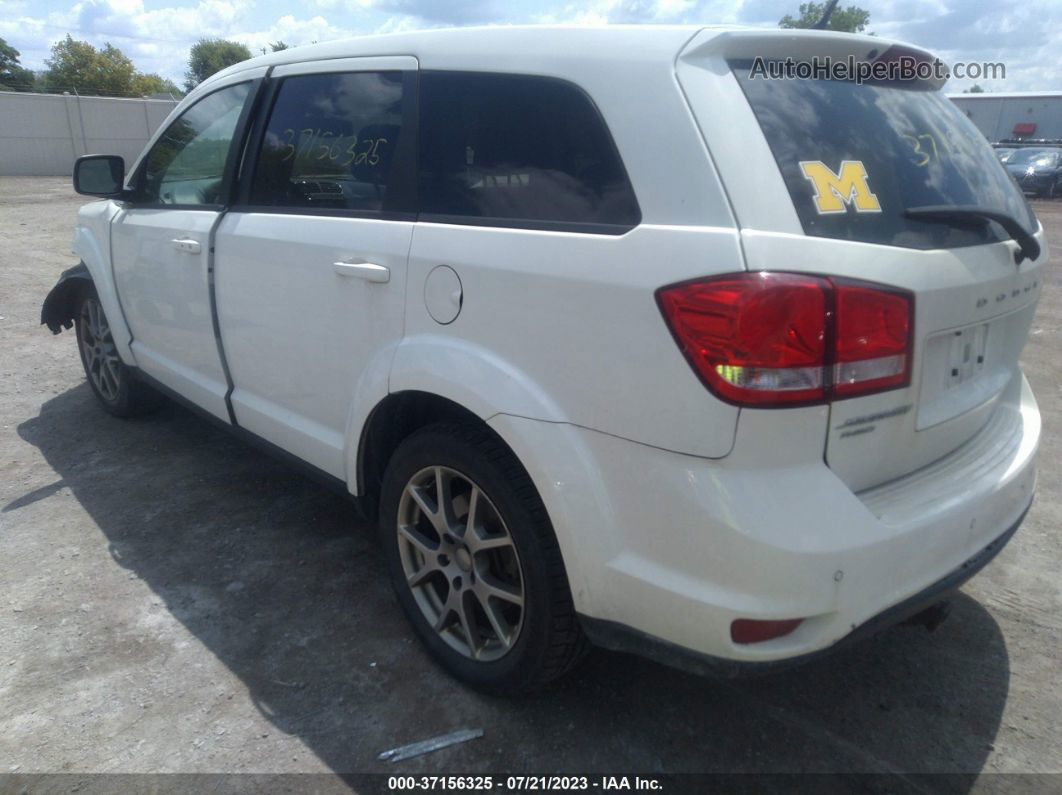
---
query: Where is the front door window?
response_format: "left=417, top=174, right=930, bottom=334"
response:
left=139, top=82, right=250, bottom=207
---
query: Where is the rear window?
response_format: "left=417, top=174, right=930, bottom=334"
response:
left=1007, top=149, right=1060, bottom=166
left=730, top=60, right=1035, bottom=250
left=418, top=71, right=640, bottom=232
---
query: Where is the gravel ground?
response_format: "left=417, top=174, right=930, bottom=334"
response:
left=0, top=177, right=1059, bottom=789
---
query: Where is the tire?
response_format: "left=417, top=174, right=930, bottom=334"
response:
left=379, top=421, right=587, bottom=693
left=74, top=286, right=164, bottom=417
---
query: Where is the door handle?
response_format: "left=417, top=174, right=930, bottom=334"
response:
left=171, top=238, right=201, bottom=254
left=333, top=261, right=390, bottom=283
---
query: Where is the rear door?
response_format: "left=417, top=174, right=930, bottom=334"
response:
left=213, top=58, right=417, bottom=477
left=678, top=33, right=1046, bottom=492
left=111, top=75, right=261, bottom=420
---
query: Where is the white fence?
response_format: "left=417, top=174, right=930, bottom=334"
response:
left=0, top=91, right=179, bottom=177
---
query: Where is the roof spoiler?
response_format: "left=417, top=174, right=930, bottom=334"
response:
left=679, top=29, right=948, bottom=91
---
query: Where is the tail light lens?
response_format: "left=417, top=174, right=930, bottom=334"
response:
left=832, top=283, right=911, bottom=396
left=657, top=272, right=912, bottom=407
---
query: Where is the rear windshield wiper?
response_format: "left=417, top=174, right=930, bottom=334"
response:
left=904, top=205, right=1040, bottom=264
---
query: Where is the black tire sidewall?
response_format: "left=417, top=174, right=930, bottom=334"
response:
left=379, top=424, right=562, bottom=693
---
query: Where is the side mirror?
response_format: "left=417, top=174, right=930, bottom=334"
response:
left=73, top=155, right=127, bottom=198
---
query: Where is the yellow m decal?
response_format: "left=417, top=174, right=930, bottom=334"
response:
left=798, top=160, right=882, bottom=214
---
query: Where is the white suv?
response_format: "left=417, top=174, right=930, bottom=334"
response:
left=43, top=26, right=1043, bottom=692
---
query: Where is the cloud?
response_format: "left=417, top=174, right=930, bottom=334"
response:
left=735, top=0, right=793, bottom=24
left=539, top=0, right=741, bottom=25
left=0, top=0, right=362, bottom=82
left=363, top=0, right=507, bottom=25
left=237, top=13, right=352, bottom=54
left=2, top=0, right=1059, bottom=91
left=870, top=0, right=1062, bottom=91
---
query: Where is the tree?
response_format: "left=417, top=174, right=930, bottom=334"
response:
left=260, top=40, right=290, bottom=55
left=964, top=84, right=985, bottom=94
left=0, top=37, right=36, bottom=91
left=44, top=36, right=138, bottom=95
left=779, top=2, right=870, bottom=33
left=132, top=72, right=182, bottom=97
left=41, top=36, right=182, bottom=97
left=185, top=38, right=252, bottom=91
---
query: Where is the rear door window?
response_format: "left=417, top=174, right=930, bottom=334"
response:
left=249, top=71, right=408, bottom=213
left=730, top=60, right=1035, bottom=250
left=418, top=71, right=640, bottom=232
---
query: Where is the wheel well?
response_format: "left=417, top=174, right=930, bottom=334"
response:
left=358, top=391, right=499, bottom=512
left=41, top=263, right=94, bottom=335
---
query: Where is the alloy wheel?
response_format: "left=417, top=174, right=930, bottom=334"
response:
left=396, top=465, right=525, bottom=662
left=79, top=297, right=122, bottom=402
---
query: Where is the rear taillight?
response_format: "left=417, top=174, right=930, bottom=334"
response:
left=832, top=283, right=911, bottom=397
left=656, top=272, right=912, bottom=407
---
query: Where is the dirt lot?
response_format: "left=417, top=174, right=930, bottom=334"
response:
left=1, top=177, right=1060, bottom=788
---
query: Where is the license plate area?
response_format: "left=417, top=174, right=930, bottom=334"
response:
left=916, top=312, right=1024, bottom=431
left=943, top=323, right=989, bottom=390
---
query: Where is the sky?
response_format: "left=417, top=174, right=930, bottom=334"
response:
left=1, top=0, right=1060, bottom=92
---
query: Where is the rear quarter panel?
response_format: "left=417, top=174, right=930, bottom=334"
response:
left=389, top=39, right=750, bottom=458
left=392, top=224, right=745, bottom=457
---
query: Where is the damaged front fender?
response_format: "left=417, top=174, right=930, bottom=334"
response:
left=41, top=263, right=92, bottom=334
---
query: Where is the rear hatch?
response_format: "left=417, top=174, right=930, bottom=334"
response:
left=677, top=30, right=1045, bottom=492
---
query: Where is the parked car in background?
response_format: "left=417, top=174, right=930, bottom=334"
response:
left=42, top=26, right=1044, bottom=692
left=995, top=146, right=1016, bottom=163
left=1005, top=148, right=1062, bottom=197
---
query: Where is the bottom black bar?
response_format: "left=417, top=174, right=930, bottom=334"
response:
left=2, top=773, right=1059, bottom=795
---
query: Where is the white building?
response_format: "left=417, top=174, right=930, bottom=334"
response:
left=949, top=91, right=1062, bottom=143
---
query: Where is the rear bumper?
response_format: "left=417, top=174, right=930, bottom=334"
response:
left=578, top=501, right=1028, bottom=677
left=490, top=370, right=1039, bottom=667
